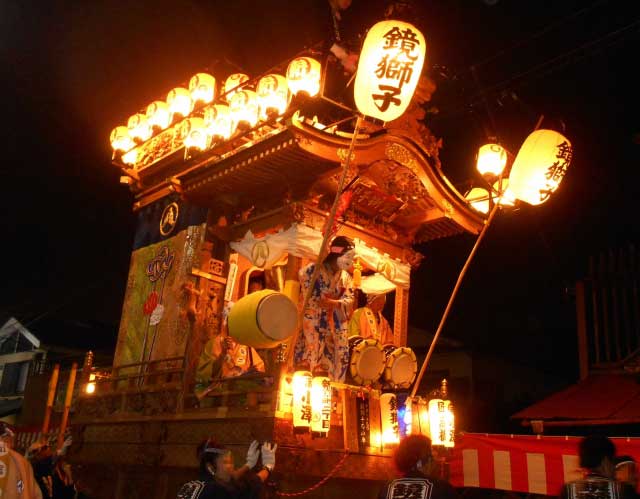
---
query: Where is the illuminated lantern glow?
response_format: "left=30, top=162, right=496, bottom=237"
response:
left=493, top=178, right=516, bottom=207
left=428, top=398, right=455, bottom=448
left=122, top=148, right=138, bottom=166
left=476, top=143, right=508, bottom=177
left=465, top=187, right=490, bottom=214
left=127, top=113, right=152, bottom=142
left=146, top=101, right=171, bottom=130
left=354, top=20, right=426, bottom=122
left=85, top=373, right=96, bottom=395
left=310, top=376, right=331, bottom=436
left=189, top=72, right=216, bottom=105
left=257, top=74, right=289, bottom=120
left=224, top=73, right=250, bottom=100
left=181, top=117, right=208, bottom=150
left=277, top=375, right=293, bottom=414
left=417, top=397, right=430, bottom=437
left=166, top=87, right=193, bottom=119
left=286, top=57, right=321, bottom=97
left=379, top=393, right=399, bottom=445
left=509, top=129, right=572, bottom=206
left=204, top=104, right=232, bottom=140
left=292, top=371, right=312, bottom=431
left=229, top=89, right=259, bottom=131
left=402, top=396, right=413, bottom=436
left=110, top=126, right=135, bottom=152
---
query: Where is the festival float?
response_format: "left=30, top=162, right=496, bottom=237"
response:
left=67, top=16, right=573, bottom=499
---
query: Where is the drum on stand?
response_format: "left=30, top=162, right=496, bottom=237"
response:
left=382, top=344, right=417, bottom=389
left=348, top=335, right=384, bottom=386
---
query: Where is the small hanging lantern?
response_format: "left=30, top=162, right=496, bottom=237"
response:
left=127, top=113, right=152, bottom=142
left=146, top=101, right=171, bottom=131
left=476, top=143, right=507, bottom=177
left=428, top=380, right=455, bottom=448
left=189, top=72, right=216, bottom=105
left=277, top=374, right=293, bottom=413
left=224, top=73, right=250, bottom=100
left=310, top=376, right=331, bottom=436
left=166, top=87, right=193, bottom=119
left=292, top=371, right=312, bottom=431
left=229, top=89, right=259, bottom=131
left=354, top=20, right=426, bottom=122
left=257, top=74, right=289, bottom=120
left=121, top=148, right=138, bottom=166
left=380, top=393, right=399, bottom=445
left=110, top=126, right=135, bottom=152
left=465, top=187, right=490, bottom=214
left=286, top=57, right=321, bottom=97
left=85, top=373, right=96, bottom=395
left=493, top=178, right=516, bottom=207
left=509, top=129, right=573, bottom=206
left=181, top=117, right=208, bottom=150
left=204, top=104, right=232, bottom=140
left=417, top=397, right=430, bottom=437
left=402, top=396, right=413, bottom=436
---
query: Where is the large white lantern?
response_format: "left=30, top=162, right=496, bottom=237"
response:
left=465, top=187, right=490, bottom=214
left=189, top=73, right=216, bottom=105
left=230, top=89, right=259, bottom=131
left=166, top=87, right=193, bottom=119
left=110, top=126, right=135, bottom=152
left=509, top=129, right=572, bottom=206
left=354, top=20, right=426, bottom=122
left=127, top=113, right=152, bottom=142
left=476, top=143, right=507, bottom=177
left=292, top=371, right=312, bottom=431
left=380, top=393, right=399, bottom=445
left=257, top=74, right=289, bottom=120
left=286, top=57, right=321, bottom=97
left=204, top=104, right=232, bottom=140
left=146, top=101, right=171, bottom=130
left=181, top=117, right=208, bottom=150
left=428, top=398, right=455, bottom=448
left=310, top=376, right=331, bottom=436
left=224, top=73, right=250, bottom=100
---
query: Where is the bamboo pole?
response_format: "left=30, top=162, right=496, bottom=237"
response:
left=57, top=362, right=77, bottom=451
left=41, top=363, right=60, bottom=435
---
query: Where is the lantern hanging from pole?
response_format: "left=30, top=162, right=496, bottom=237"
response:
left=229, top=89, right=259, bottom=131
left=354, top=19, right=426, bottom=122
left=181, top=117, right=208, bottom=150
left=476, top=143, right=507, bottom=177
left=146, top=101, right=171, bottom=131
left=286, top=57, right=321, bottom=97
left=310, top=376, right=331, bottom=436
left=85, top=373, right=96, bottom=394
left=122, top=148, right=138, bottom=166
left=379, top=393, right=399, bottom=445
left=257, top=74, right=289, bottom=121
left=292, top=371, right=312, bottom=431
left=127, top=113, right=152, bottom=142
left=224, top=73, right=250, bottom=100
left=428, top=398, right=455, bottom=448
left=465, top=187, right=490, bottom=214
left=204, top=104, right=232, bottom=140
left=509, top=129, right=572, bottom=206
left=189, top=72, right=216, bottom=105
left=110, top=126, right=134, bottom=152
left=166, top=87, right=193, bottom=119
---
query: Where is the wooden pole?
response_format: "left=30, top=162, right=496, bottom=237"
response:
left=42, top=363, right=60, bottom=435
left=57, top=362, right=77, bottom=451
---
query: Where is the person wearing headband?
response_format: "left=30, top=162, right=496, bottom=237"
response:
left=348, top=292, right=394, bottom=345
left=294, top=235, right=355, bottom=382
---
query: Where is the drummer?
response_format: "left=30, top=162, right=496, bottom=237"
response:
left=294, top=236, right=355, bottom=382
left=349, top=292, right=394, bottom=345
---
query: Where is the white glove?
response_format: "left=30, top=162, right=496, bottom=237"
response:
left=245, top=440, right=260, bottom=469
left=261, top=442, right=277, bottom=471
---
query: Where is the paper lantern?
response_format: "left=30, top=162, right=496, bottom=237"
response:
left=257, top=74, right=289, bottom=120
left=286, top=57, right=321, bottom=97
left=166, top=87, right=192, bottom=119
left=127, top=113, right=152, bottom=142
left=146, top=101, right=171, bottom=130
left=85, top=373, right=96, bottom=395
left=277, top=374, right=293, bottom=413
left=417, top=397, right=430, bottom=437
left=189, top=72, right=216, bottom=105
left=110, top=126, right=134, bottom=152
left=224, top=73, right=250, bottom=100
left=476, top=143, right=507, bottom=177
left=465, top=187, right=490, bottom=214
left=204, top=104, right=232, bottom=140
left=292, top=371, right=312, bottom=430
left=509, top=129, right=573, bottom=205
left=493, top=178, right=516, bottom=207
left=310, top=376, right=331, bottom=436
left=380, top=393, right=399, bottom=445
left=230, top=89, right=259, bottom=131
left=354, top=20, right=426, bottom=122
left=428, top=398, right=455, bottom=448
left=181, top=117, right=208, bottom=150
left=402, top=396, right=413, bottom=436
left=121, top=148, right=138, bottom=166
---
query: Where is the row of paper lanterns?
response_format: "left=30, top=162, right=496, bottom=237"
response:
left=281, top=371, right=454, bottom=447
left=110, top=57, right=322, bottom=160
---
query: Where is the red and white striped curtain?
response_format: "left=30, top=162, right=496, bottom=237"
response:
left=450, top=433, right=640, bottom=496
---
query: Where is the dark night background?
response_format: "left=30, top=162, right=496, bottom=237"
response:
left=1, top=1, right=638, bottom=425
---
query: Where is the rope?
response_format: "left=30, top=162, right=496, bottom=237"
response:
left=271, top=451, right=350, bottom=496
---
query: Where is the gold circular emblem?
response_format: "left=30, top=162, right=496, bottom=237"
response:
left=251, top=241, right=270, bottom=268
left=160, top=202, right=179, bottom=236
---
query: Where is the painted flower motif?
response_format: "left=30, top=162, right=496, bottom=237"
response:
left=149, top=304, right=165, bottom=326
left=143, top=291, right=159, bottom=315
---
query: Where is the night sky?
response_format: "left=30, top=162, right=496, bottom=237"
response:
left=1, top=1, right=638, bottom=379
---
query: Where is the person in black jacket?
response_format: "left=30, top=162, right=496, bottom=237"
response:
left=378, top=435, right=458, bottom=499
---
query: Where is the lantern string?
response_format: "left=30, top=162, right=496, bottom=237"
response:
left=410, top=199, right=501, bottom=398
left=269, top=451, right=350, bottom=496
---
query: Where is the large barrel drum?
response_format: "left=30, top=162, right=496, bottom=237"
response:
left=228, top=289, right=298, bottom=349
left=382, top=344, right=417, bottom=389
